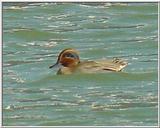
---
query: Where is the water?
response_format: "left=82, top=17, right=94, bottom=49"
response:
left=2, top=2, right=158, bottom=126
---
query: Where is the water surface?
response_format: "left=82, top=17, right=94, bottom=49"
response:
left=2, top=2, right=158, bottom=126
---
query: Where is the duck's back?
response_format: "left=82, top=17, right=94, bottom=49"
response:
left=76, top=58, right=128, bottom=73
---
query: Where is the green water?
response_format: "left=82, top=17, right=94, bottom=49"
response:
left=2, top=2, right=158, bottom=126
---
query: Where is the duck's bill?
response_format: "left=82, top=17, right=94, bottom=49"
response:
left=49, top=63, right=58, bottom=69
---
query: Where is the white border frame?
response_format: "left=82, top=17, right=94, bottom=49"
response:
left=158, top=1, right=160, bottom=127
left=0, top=1, right=2, bottom=127
left=0, top=1, right=159, bottom=128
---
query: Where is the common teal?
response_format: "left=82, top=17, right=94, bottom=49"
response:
left=49, top=48, right=128, bottom=75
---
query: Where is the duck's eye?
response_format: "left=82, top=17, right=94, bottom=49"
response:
left=64, top=53, right=79, bottom=59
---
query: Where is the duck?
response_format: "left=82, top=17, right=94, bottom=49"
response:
left=49, top=48, right=128, bottom=75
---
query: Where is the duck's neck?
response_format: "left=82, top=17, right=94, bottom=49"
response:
left=58, top=62, right=80, bottom=75
left=57, top=67, right=75, bottom=75
left=63, top=61, right=80, bottom=68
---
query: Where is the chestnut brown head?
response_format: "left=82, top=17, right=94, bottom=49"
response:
left=49, top=48, right=80, bottom=68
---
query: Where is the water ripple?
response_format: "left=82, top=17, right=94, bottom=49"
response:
left=4, top=60, right=41, bottom=67
left=5, top=102, right=79, bottom=111
left=91, top=102, right=157, bottom=111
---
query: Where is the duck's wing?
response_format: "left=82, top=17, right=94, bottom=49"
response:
left=77, top=58, right=127, bottom=73
left=98, top=58, right=128, bottom=72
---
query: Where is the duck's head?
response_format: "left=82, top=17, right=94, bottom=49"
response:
left=49, top=48, right=80, bottom=68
